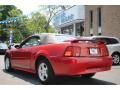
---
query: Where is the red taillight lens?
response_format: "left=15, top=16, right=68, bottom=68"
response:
left=64, top=46, right=81, bottom=57
left=101, top=46, right=109, bottom=56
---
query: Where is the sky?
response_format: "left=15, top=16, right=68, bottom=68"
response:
left=1, top=0, right=119, bottom=15
left=16, top=4, right=40, bottom=15
left=0, top=0, right=44, bottom=15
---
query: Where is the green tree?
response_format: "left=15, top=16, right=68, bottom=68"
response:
left=0, top=5, right=55, bottom=43
left=12, top=16, right=32, bottom=43
left=0, top=5, right=31, bottom=43
left=39, top=5, right=71, bottom=32
left=0, top=5, right=22, bottom=42
left=25, top=12, right=55, bottom=34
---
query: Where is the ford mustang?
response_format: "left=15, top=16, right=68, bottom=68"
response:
left=4, top=33, right=112, bottom=84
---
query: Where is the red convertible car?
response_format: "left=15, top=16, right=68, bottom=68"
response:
left=4, top=33, right=112, bottom=84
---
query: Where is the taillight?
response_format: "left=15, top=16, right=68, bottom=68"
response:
left=97, top=41, right=109, bottom=56
left=101, top=46, right=109, bottom=56
left=64, top=46, right=81, bottom=57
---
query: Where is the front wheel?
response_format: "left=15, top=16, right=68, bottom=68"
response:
left=81, top=73, right=95, bottom=78
left=37, top=60, right=55, bottom=84
left=4, top=56, right=12, bottom=72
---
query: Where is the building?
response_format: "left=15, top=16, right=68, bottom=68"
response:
left=84, top=5, right=120, bottom=39
left=53, top=5, right=85, bottom=36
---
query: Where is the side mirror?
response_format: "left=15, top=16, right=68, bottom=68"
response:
left=14, top=45, right=20, bottom=49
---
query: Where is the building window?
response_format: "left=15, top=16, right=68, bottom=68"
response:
left=90, top=10, right=93, bottom=28
left=75, top=22, right=84, bottom=36
left=89, top=10, right=93, bottom=36
left=98, top=8, right=101, bottom=27
left=97, top=7, right=102, bottom=35
left=61, top=25, right=73, bottom=35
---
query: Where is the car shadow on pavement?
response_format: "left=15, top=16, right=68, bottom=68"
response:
left=3, top=69, right=116, bottom=85
left=3, top=69, right=40, bottom=85
left=56, top=76, right=116, bottom=85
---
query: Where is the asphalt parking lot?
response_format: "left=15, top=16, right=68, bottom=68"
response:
left=0, top=55, right=120, bottom=85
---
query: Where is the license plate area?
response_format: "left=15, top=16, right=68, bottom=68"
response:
left=89, top=48, right=98, bottom=55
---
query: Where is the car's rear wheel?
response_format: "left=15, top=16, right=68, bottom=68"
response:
left=4, top=56, right=12, bottom=71
left=37, top=59, right=55, bottom=84
left=112, top=53, right=120, bottom=65
left=81, top=73, right=95, bottom=78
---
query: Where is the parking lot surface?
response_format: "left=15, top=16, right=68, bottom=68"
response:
left=0, top=55, right=120, bottom=85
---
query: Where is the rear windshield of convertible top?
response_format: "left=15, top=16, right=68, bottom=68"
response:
left=54, top=35, right=76, bottom=42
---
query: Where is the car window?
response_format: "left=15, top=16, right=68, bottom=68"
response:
left=94, top=38, right=110, bottom=45
left=0, top=43, right=8, bottom=49
left=108, top=38, right=119, bottom=44
left=22, top=36, right=41, bottom=48
left=94, top=38, right=119, bottom=45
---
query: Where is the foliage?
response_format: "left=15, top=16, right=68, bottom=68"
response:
left=0, top=5, right=55, bottom=43
left=12, top=17, right=32, bottom=43
left=0, top=5, right=23, bottom=42
left=0, top=5, right=31, bottom=43
left=25, top=12, right=55, bottom=33
left=39, top=5, right=71, bottom=32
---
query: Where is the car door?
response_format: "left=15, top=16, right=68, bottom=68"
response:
left=11, top=36, right=41, bottom=69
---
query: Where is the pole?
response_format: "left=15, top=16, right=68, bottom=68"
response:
left=9, top=30, right=13, bottom=48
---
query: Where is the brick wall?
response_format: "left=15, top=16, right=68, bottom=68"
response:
left=84, top=5, right=120, bottom=39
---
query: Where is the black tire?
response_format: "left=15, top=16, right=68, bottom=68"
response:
left=112, top=53, right=120, bottom=65
left=81, top=73, right=95, bottom=78
left=37, top=59, right=55, bottom=84
left=4, top=56, right=12, bottom=72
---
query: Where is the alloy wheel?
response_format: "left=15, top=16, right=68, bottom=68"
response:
left=112, top=54, right=120, bottom=64
left=5, top=57, right=10, bottom=70
left=38, top=63, right=48, bottom=81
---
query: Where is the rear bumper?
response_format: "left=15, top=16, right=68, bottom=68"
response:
left=51, top=56, right=112, bottom=76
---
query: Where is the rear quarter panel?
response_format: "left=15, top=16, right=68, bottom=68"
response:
left=31, top=43, right=70, bottom=71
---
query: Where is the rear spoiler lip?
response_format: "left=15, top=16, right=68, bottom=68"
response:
left=71, top=39, right=93, bottom=43
left=66, top=39, right=106, bottom=44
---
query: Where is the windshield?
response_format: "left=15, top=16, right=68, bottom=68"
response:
left=0, top=43, right=8, bottom=49
left=54, top=35, right=76, bottom=42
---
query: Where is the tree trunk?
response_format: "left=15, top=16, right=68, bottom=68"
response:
left=45, top=23, right=49, bottom=33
